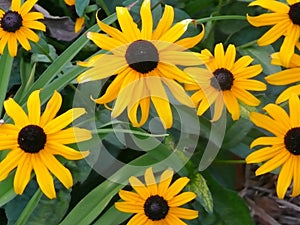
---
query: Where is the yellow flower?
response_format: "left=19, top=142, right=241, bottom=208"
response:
left=64, top=0, right=85, bottom=33
left=247, top=0, right=300, bottom=67
left=115, top=167, right=198, bottom=224
left=0, top=90, right=91, bottom=199
left=185, top=43, right=266, bottom=121
left=0, top=0, right=46, bottom=57
left=265, top=52, right=300, bottom=104
left=246, top=94, right=300, bottom=199
left=77, top=0, right=204, bottom=129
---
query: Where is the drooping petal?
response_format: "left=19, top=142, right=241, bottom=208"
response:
left=175, top=25, right=205, bottom=49
left=256, top=21, right=288, bottom=46
left=32, top=154, right=56, bottom=199
left=39, top=151, right=73, bottom=189
left=276, top=156, right=293, bottom=199
left=14, top=154, right=32, bottom=195
left=159, top=19, right=192, bottom=43
left=276, top=84, right=300, bottom=104
left=289, top=94, right=300, bottom=127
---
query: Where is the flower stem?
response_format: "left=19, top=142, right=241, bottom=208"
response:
left=0, top=48, right=13, bottom=117
left=196, top=15, right=246, bottom=24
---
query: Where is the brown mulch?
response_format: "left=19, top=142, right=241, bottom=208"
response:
left=240, top=165, right=300, bottom=225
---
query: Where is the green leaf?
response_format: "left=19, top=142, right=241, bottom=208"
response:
left=186, top=172, right=213, bottom=214
left=203, top=173, right=254, bottom=225
left=75, top=0, right=90, bottom=17
left=0, top=174, right=16, bottom=208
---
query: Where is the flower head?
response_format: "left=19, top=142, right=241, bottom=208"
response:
left=185, top=43, right=266, bottom=121
left=247, top=0, right=300, bottom=67
left=246, top=94, right=300, bottom=198
left=0, top=90, right=91, bottom=199
left=77, top=0, right=204, bottom=129
left=0, top=0, right=46, bottom=57
left=115, top=167, right=198, bottom=224
left=265, top=52, right=300, bottom=104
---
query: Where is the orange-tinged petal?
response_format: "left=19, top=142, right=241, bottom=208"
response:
left=27, top=90, right=41, bottom=125
left=169, top=207, right=199, bottom=220
left=276, top=156, right=294, bottom=199
left=20, top=0, right=38, bottom=16
left=46, top=142, right=89, bottom=160
left=289, top=94, right=300, bottom=127
left=223, top=91, right=240, bottom=120
left=257, top=21, right=288, bottom=46
left=14, top=154, right=32, bottom=195
left=248, top=0, right=290, bottom=13
left=165, top=177, right=190, bottom=200
left=75, top=17, right=85, bottom=33
left=40, top=90, right=62, bottom=127
left=158, top=169, right=173, bottom=196
left=246, top=146, right=284, bottom=163
left=159, top=19, right=192, bottom=43
left=175, top=25, right=204, bottom=49
left=140, top=0, right=153, bottom=39
left=127, top=214, right=149, bottom=225
left=168, top=192, right=196, bottom=207
left=48, top=127, right=92, bottom=144
left=152, top=5, right=174, bottom=39
left=4, top=98, right=29, bottom=128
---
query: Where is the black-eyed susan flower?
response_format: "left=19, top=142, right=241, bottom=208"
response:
left=0, top=90, right=91, bottom=199
left=0, top=0, right=46, bottom=57
left=64, top=0, right=85, bottom=33
left=115, top=167, right=198, bottom=224
left=247, top=0, right=300, bottom=67
left=246, top=94, right=300, bottom=199
left=265, top=52, right=300, bottom=104
left=77, top=0, right=204, bottom=129
left=184, top=43, right=266, bottom=121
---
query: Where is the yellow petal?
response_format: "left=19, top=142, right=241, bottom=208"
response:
left=116, top=6, right=140, bottom=41
left=159, top=19, right=192, bottom=43
left=48, top=127, right=91, bottom=144
left=276, top=84, right=300, bottom=104
left=11, top=0, right=21, bottom=11
left=4, top=98, right=29, bottom=128
left=87, top=32, right=124, bottom=51
left=149, top=78, right=173, bottom=129
left=160, top=51, right=202, bottom=66
left=140, top=0, right=153, bottom=39
left=248, top=0, right=290, bottom=13
left=224, top=44, right=236, bottom=70
left=165, top=177, right=189, bottom=200
left=75, top=17, right=85, bottom=33
left=250, top=136, right=283, bottom=148
left=45, top=142, right=89, bottom=160
left=27, top=90, right=41, bottom=125
left=127, top=214, right=149, bottom=225
left=0, top=149, right=24, bottom=181
left=43, top=108, right=86, bottom=134
left=214, top=43, right=225, bottom=67
left=22, top=20, right=46, bottom=31
left=158, top=169, right=173, bottom=196
left=263, top=103, right=291, bottom=130
left=234, top=65, right=263, bottom=79
left=14, top=154, right=32, bottom=195
left=246, top=13, right=289, bottom=26
left=152, top=5, right=174, bottom=39
left=144, top=167, right=158, bottom=195
left=32, top=154, right=56, bottom=199
left=118, top=190, right=144, bottom=203
left=165, top=213, right=187, bottom=225
left=40, top=90, right=62, bottom=127
left=20, top=0, right=38, bottom=16
left=231, top=86, right=261, bottom=106
left=276, top=156, right=293, bottom=199
left=129, top=176, right=150, bottom=199
left=257, top=21, right=288, bottom=46
left=279, top=25, right=300, bottom=67
left=289, top=94, right=300, bottom=127
left=169, top=207, right=199, bottom=220
left=250, top=111, right=285, bottom=136
left=246, top=146, right=284, bottom=163
left=291, top=156, right=300, bottom=196
left=255, top=150, right=290, bottom=175
left=168, top=192, right=196, bottom=207
left=234, top=79, right=266, bottom=91
left=7, top=33, right=18, bottom=57
left=223, top=91, right=240, bottom=120
left=115, top=201, right=144, bottom=213
left=19, top=26, right=39, bottom=42
left=15, top=30, right=31, bottom=50
left=39, top=150, right=73, bottom=189
left=175, top=25, right=205, bottom=49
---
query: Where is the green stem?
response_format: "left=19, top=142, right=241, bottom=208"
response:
left=14, top=188, right=43, bottom=225
left=0, top=48, right=13, bottom=116
left=196, top=15, right=246, bottom=24
left=94, top=128, right=169, bottom=137
left=214, top=159, right=246, bottom=164
left=237, top=40, right=258, bottom=49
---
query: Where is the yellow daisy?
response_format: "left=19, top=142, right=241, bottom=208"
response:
left=115, top=167, right=198, bottom=224
left=0, top=90, right=91, bottom=199
left=246, top=94, right=300, bottom=199
left=0, top=0, right=46, bottom=57
left=265, top=52, right=300, bottom=104
left=64, top=0, right=85, bottom=33
left=247, top=0, right=300, bottom=67
left=77, top=0, right=204, bottom=129
left=184, top=43, right=266, bottom=121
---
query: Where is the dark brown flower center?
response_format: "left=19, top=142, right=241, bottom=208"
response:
left=144, top=195, right=169, bottom=221
left=125, top=40, right=159, bottom=74
left=284, top=127, right=300, bottom=155
left=211, top=68, right=234, bottom=91
left=1, top=11, right=23, bottom=32
left=18, top=125, right=47, bottom=153
left=289, top=3, right=300, bottom=25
